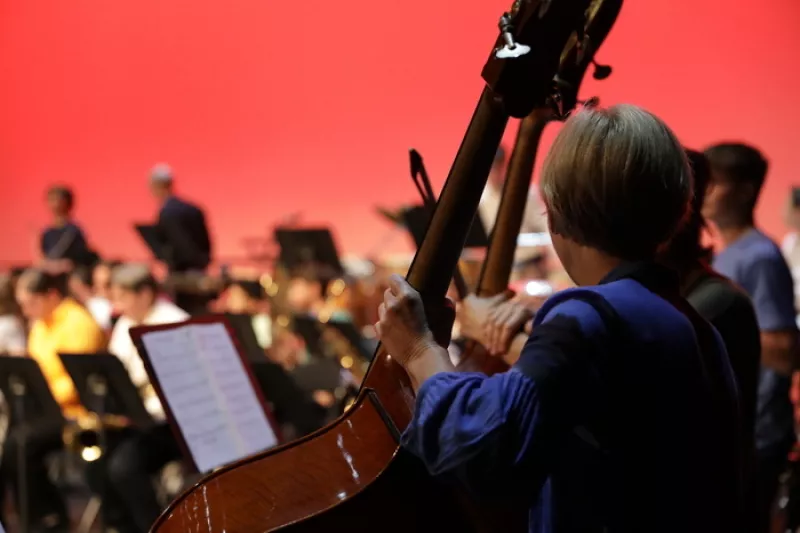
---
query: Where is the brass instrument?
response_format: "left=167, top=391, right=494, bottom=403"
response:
left=61, top=373, right=133, bottom=462
left=62, top=411, right=131, bottom=462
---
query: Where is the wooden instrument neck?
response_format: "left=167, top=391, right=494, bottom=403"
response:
left=477, top=109, right=553, bottom=297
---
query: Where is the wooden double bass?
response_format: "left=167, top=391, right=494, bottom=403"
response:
left=457, top=0, right=623, bottom=375
left=150, top=2, right=591, bottom=532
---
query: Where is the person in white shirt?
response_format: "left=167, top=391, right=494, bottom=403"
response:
left=86, top=264, right=186, bottom=533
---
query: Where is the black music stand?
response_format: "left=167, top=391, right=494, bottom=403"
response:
left=0, top=357, right=64, bottom=532
left=249, top=361, right=327, bottom=438
left=274, top=228, right=344, bottom=278
left=59, top=353, right=154, bottom=430
left=134, top=224, right=167, bottom=262
left=401, top=204, right=489, bottom=249
left=225, top=313, right=267, bottom=362
left=292, top=314, right=325, bottom=357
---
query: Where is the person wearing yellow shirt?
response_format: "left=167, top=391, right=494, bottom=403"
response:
left=0, top=269, right=105, bottom=532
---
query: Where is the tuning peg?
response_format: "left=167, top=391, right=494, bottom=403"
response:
left=591, top=59, right=612, bottom=80
left=495, top=13, right=531, bottom=59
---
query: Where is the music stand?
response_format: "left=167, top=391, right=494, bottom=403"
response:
left=225, top=313, right=266, bottom=362
left=292, top=314, right=325, bottom=358
left=130, top=315, right=281, bottom=474
left=274, top=228, right=344, bottom=278
left=249, top=361, right=327, bottom=438
left=59, top=353, right=154, bottom=430
left=401, top=204, right=489, bottom=249
left=134, top=224, right=167, bottom=262
left=0, top=357, right=64, bottom=532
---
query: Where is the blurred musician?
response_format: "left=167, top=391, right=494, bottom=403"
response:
left=68, top=266, right=113, bottom=330
left=704, top=142, right=798, bottom=532
left=90, top=263, right=186, bottom=533
left=39, top=185, right=97, bottom=273
left=93, top=259, right=122, bottom=302
left=376, top=105, right=743, bottom=531
left=2, top=269, right=105, bottom=531
left=149, top=163, right=212, bottom=314
left=286, top=271, right=353, bottom=323
left=16, top=269, right=105, bottom=414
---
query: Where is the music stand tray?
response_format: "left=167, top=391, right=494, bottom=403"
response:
left=274, top=228, right=344, bottom=277
left=59, top=353, right=154, bottom=429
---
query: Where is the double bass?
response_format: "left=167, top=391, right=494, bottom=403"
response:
left=151, top=2, right=591, bottom=532
left=457, top=0, right=623, bottom=375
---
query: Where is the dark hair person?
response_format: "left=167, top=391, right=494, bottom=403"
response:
left=376, top=105, right=742, bottom=532
left=40, top=185, right=98, bottom=270
left=660, top=148, right=761, bottom=531
left=704, top=142, right=798, bottom=533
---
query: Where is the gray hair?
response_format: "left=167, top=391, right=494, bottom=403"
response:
left=540, top=104, right=691, bottom=260
left=110, top=263, right=159, bottom=293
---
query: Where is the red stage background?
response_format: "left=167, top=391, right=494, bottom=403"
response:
left=2, top=0, right=799, bottom=265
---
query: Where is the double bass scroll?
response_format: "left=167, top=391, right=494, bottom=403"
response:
left=149, top=2, right=591, bottom=532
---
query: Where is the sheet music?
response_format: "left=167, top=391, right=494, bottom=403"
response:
left=139, top=323, right=277, bottom=472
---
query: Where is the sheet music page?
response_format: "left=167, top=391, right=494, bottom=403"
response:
left=139, top=323, right=277, bottom=472
left=190, top=323, right=278, bottom=458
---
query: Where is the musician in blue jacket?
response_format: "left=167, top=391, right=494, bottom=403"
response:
left=376, top=104, right=744, bottom=532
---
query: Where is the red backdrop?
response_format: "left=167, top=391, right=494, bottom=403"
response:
left=2, top=0, right=799, bottom=265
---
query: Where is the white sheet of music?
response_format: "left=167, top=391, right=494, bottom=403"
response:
left=139, top=323, right=278, bottom=473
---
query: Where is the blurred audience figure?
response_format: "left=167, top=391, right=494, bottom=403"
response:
left=0, top=274, right=26, bottom=356
left=68, top=266, right=113, bottom=330
left=40, top=185, right=97, bottom=273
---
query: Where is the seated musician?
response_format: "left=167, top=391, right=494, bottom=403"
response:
left=376, top=105, right=743, bottom=531
left=286, top=268, right=353, bottom=323
left=92, top=263, right=186, bottom=533
left=2, top=269, right=106, bottom=531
